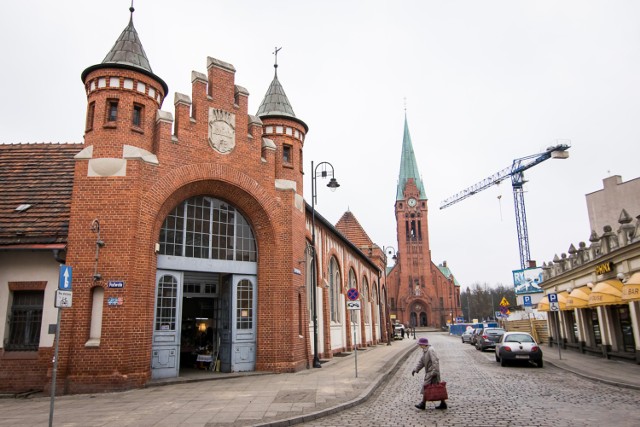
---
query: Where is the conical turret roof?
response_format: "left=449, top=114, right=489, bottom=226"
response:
left=396, top=115, right=426, bottom=200
left=81, top=8, right=168, bottom=94
left=256, top=66, right=308, bottom=132
left=101, top=15, right=153, bottom=72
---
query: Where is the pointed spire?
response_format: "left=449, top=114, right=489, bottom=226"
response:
left=256, top=48, right=307, bottom=131
left=101, top=4, right=152, bottom=73
left=81, top=3, right=168, bottom=95
left=396, top=114, right=426, bottom=200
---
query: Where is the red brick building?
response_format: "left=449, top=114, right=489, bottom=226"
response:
left=0, top=10, right=388, bottom=394
left=386, top=116, right=461, bottom=328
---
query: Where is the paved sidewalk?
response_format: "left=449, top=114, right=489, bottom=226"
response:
left=0, top=338, right=418, bottom=427
left=1, top=332, right=638, bottom=426
left=542, top=342, right=640, bottom=391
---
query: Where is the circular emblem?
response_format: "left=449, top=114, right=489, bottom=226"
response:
left=408, top=198, right=417, bottom=207
left=347, top=288, right=360, bottom=301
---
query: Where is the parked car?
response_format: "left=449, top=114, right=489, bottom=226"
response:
left=495, top=331, right=543, bottom=368
left=461, top=328, right=474, bottom=343
left=475, top=327, right=506, bottom=351
left=470, top=328, right=484, bottom=346
left=394, top=324, right=405, bottom=340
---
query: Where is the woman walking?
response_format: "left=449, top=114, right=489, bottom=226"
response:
left=411, top=337, right=447, bottom=410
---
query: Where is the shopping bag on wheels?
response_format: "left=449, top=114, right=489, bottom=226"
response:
left=423, top=381, right=448, bottom=401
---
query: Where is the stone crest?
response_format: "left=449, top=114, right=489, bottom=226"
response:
left=208, top=108, right=236, bottom=154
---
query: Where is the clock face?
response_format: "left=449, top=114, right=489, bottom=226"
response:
left=408, top=198, right=417, bottom=207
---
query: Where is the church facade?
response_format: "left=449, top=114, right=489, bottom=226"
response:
left=0, top=10, right=390, bottom=395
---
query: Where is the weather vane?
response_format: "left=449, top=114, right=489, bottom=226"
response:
left=273, top=46, right=282, bottom=71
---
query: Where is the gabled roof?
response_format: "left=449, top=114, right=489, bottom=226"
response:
left=256, top=67, right=308, bottom=132
left=396, top=114, right=426, bottom=200
left=306, top=204, right=380, bottom=272
left=335, top=210, right=374, bottom=249
left=0, top=143, right=82, bottom=246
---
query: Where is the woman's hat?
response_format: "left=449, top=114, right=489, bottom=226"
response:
left=417, top=337, right=429, bottom=345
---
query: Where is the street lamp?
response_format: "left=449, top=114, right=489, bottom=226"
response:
left=310, top=161, right=339, bottom=368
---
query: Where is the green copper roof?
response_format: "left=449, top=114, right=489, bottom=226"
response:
left=396, top=115, right=426, bottom=200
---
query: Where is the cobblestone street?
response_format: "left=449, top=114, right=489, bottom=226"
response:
left=304, top=334, right=640, bottom=427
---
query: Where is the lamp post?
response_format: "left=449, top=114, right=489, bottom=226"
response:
left=310, top=161, right=339, bottom=368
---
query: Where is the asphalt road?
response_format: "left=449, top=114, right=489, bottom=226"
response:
left=303, top=333, right=640, bottom=427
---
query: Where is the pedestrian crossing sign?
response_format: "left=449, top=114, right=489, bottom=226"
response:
left=500, top=297, right=509, bottom=307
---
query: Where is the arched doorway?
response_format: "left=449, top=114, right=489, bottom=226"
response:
left=152, top=196, right=257, bottom=379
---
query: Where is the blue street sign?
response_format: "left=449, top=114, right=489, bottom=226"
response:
left=548, top=293, right=558, bottom=303
left=523, top=295, right=532, bottom=307
left=59, top=265, right=72, bottom=290
left=347, top=288, right=360, bottom=301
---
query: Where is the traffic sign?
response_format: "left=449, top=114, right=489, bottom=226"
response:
left=347, top=300, right=361, bottom=310
left=55, top=290, right=72, bottom=308
left=347, top=288, right=360, bottom=301
left=523, top=296, right=532, bottom=307
left=59, top=265, right=72, bottom=290
left=548, top=293, right=558, bottom=303
left=549, top=301, right=560, bottom=311
left=499, top=297, right=509, bottom=307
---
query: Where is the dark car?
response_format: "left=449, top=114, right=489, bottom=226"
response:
left=495, top=331, right=543, bottom=368
left=475, top=327, right=506, bottom=351
left=470, top=328, right=484, bottom=346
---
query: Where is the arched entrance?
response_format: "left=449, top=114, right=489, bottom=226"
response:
left=152, top=196, right=257, bottom=379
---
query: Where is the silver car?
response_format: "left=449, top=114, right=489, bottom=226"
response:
left=461, top=329, right=474, bottom=343
left=495, top=331, right=543, bottom=368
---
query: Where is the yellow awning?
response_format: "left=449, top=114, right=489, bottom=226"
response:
left=622, top=272, right=640, bottom=301
left=557, top=291, right=569, bottom=311
left=588, top=280, right=624, bottom=307
left=537, top=295, right=549, bottom=312
left=566, top=286, right=591, bottom=309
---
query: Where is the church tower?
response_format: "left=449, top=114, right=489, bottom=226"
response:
left=387, top=114, right=460, bottom=329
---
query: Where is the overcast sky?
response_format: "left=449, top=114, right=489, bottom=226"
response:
left=1, top=1, right=639, bottom=289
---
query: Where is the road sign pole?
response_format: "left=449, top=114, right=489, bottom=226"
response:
left=353, top=317, right=358, bottom=378
left=49, top=306, right=61, bottom=427
left=555, top=312, right=562, bottom=360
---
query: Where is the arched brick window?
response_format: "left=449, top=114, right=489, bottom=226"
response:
left=159, top=196, right=256, bottom=262
left=329, top=257, right=341, bottom=323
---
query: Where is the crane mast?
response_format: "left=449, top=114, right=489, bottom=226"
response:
left=440, top=143, right=570, bottom=269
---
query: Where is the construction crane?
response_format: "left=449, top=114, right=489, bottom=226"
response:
left=440, top=143, right=570, bottom=269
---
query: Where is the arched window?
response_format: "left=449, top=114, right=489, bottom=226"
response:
left=159, top=196, right=256, bottom=262
left=305, top=244, right=314, bottom=321
left=329, top=257, right=341, bottom=323
left=362, top=277, right=369, bottom=323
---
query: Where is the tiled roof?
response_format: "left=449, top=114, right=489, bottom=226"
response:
left=335, top=211, right=374, bottom=249
left=0, top=143, right=83, bottom=246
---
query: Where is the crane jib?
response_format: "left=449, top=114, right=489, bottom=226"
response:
left=439, top=143, right=570, bottom=269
